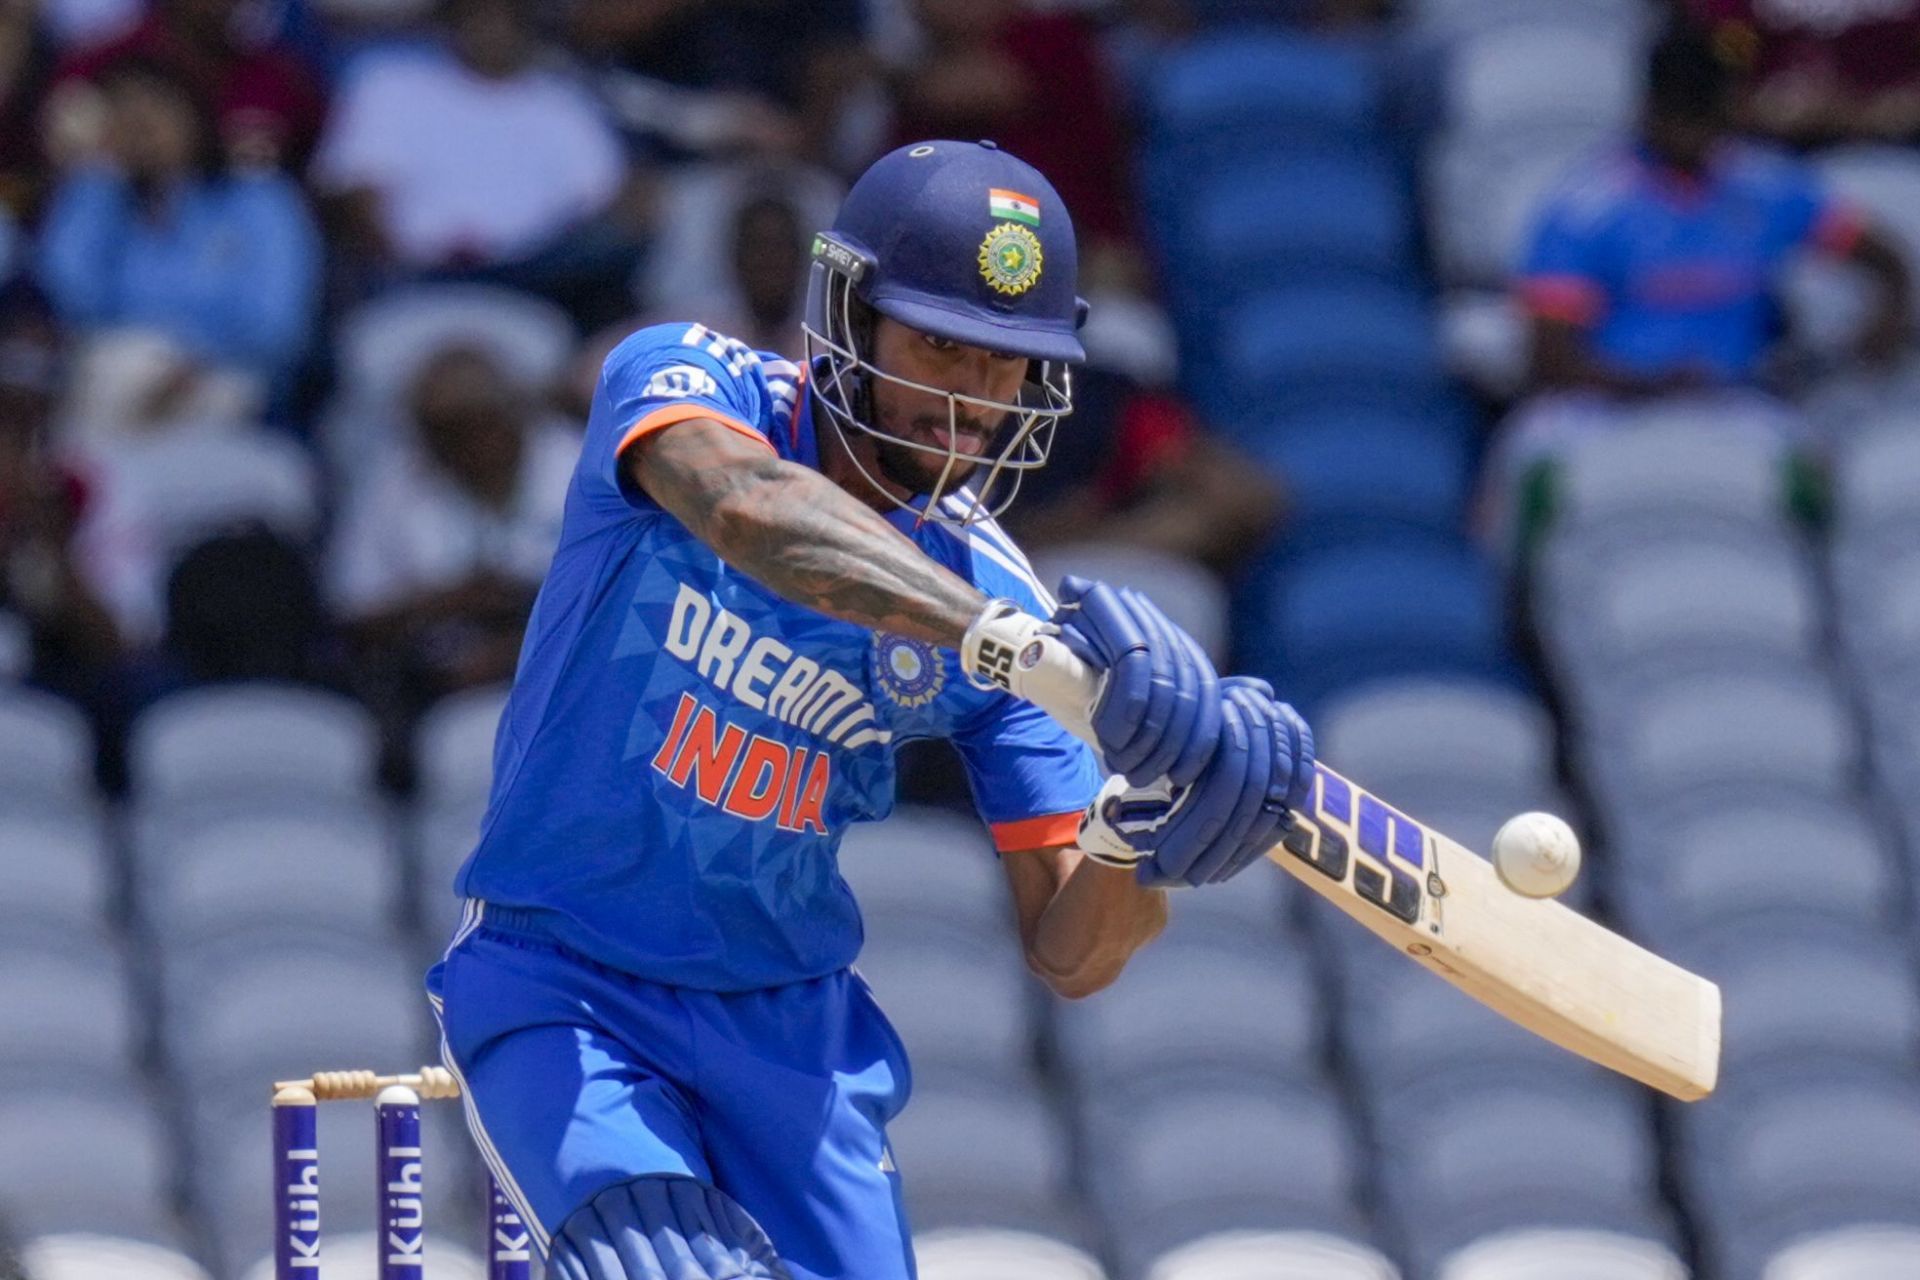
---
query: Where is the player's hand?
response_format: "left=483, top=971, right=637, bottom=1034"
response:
left=1050, top=575, right=1221, bottom=788
left=1136, top=677, right=1315, bottom=889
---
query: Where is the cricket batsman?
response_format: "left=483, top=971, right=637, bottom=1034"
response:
left=427, top=139, right=1315, bottom=1280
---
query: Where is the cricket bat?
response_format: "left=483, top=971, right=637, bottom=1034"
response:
left=1276, top=763, right=1721, bottom=1101
left=982, top=628, right=1723, bottom=1102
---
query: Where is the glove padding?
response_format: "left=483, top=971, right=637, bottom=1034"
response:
left=1136, top=677, right=1316, bottom=889
left=1051, top=575, right=1221, bottom=787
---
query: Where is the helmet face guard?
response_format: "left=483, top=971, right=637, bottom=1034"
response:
left=802, top=231, right=1075, bottom=528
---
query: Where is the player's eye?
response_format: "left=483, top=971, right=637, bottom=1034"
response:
left=923, top=334, right=961, bottom=353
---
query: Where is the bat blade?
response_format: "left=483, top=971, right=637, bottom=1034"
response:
left=1276, top=765, right=1721, bottom=1101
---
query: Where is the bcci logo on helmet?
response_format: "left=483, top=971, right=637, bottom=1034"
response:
left=874, top=633, right=946, bottom=709
left=978, top=222, right=1044, bottom=296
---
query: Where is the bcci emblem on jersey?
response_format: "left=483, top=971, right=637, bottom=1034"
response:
left=874, top=633, right=945, bottom=709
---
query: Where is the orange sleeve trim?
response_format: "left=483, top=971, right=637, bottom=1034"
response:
left=615, top=403, right=774, bottom=460
left=992, top=810, right=1085, bottom=853
left=1518, top=275, right=1606, bottom=327
left=1812, top=204, right=1867, bottom=257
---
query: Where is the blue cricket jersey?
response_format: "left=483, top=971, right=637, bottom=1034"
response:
left=453, top=322, right=1101, bottom=991
left=1517, top=142, right=1863, bottom=382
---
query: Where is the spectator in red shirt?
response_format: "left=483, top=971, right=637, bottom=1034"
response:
left=889, top=0, right=1140, bottom=289
left=45, top=0, right=325, bottom=172
left=1685, top=0, right=1920, bottom=145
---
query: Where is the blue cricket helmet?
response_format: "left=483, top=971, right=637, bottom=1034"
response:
left=803, top=140, right=1087, bottom=524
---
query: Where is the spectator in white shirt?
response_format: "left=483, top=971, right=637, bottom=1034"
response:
left=328, top=342, right=576, bottom=730
left=311, top=0, right=644, bottom=327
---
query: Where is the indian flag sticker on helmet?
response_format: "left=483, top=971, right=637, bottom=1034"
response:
left=979, top=222, right=1044, bottom=296
left=988, top=188, right=1041, bottom=226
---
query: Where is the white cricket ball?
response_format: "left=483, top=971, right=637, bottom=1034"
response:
left=1491, top=811, right=1582, bottom=898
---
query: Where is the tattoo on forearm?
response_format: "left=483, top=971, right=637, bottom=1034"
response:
left=632, top=422, right=988, bottom=647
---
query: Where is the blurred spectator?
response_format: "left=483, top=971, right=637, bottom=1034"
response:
left=1519, top=22, right=1910, bottom=403
left=1003, top=368, right=1283, bottom=572
left=566, top=0, right=869, bottom=164
left=0, top=4, right=55, bottom=220
left=327, top=343, right=575, bottom=756
left=311, top=0, right=641, bottom=328
left=0, top=298, right=124, bottom=707
left=642, top=188, right=809, bottom=360
left=1486, top=23, right=1912, bottom=541
left=35, top=57, right=322, bottom=391
left=1685, top=0, right=1920, bottom=146
left=164, top=523, right=332, bottom=685
left=889, top=0, right=1140, bottom=289
left=46, top=0, right=325, bottom=171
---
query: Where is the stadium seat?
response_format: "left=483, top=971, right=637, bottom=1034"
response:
left=414, top=684, right=509, bottom=811
left=331, top=283, right=574, bottom=409
left=1445, top=25, right=1639, bottom=136
left=916, top=1228, right=1109, bottom=1280
left=1832, top=538, right=1920, bottom=681
left=0, top=803, right=113, bottom=930
left=1145, top=34, right=1382, bottom=149
left=1332, top=941, right=1601, bottom=1102
left=1436, top=1227, right=1687, bottom=1280
left=836, top=806, right=1010, bottom=937
left=1586, top=668, right=1860, bottom=808
left=1378, top=1081, right=1667, bottom=1262
left=1612, top=797, right=1898, bottom=936
left=134, top=798, right=404, bottom=942
left=0, top=1086, right=178, bottom=1239
left=1427, top=127, right=1608, bottom=286
left=0, top=925, right=140, bottom=1074
left=415, top=798, right=487, bottom=944
left=1552, top=409, right=1797, bottom=533
left=129, top=683, right=380, bottom=806
left=1248, top=536, right=1508, bottom=709
left=1027, top=544, right=1229, bottom=664
left=1146, top=1229, right=1401, bottom=1280
left=1763, top=1224, right=1920, bottom=1280
left=1087, top=1084, right=1365, bottom=1278
left=1217, top=284, right=1443, bottom=411
left=21, top=1234, right=211, bottom=1280
left=1406, top=0, right=1654, bottom=46
left=1708, top=932, right=1920, bottom=1080
left=1317, top=677, right=1557, bottom=796
left=1053, top=937, right=1322, bottom=1101
left=855, top=913, right=1037, bottom=1084
left=1183, top=153, right=1411, bottom=287
left=160, top=927, right=432, bottom=1088
left=1250, top=412, right=1472, bottom=542
left=1684, top=1076, right=1920, bottom=1276
left=0, top=686, right=94, bottom=801
left=1543, top=538, right=1825, bottom=683
left=1834, top=419, right=1920, bottom=535
left=888, top=1083, right=1079, bottom=1234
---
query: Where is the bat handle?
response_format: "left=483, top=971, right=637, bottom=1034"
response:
left=1011, top=628, right=1107, bottom=752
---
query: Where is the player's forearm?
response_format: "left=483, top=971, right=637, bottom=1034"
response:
left=1026, top=854, right=1168, bottom=999
left=630, top=422, right=987, bottom=647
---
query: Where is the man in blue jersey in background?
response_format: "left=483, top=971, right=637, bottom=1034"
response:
left=427, top=139, right=1315, bottom=1280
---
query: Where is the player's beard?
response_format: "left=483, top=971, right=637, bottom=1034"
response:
left=869, top=404, right=1005, bottom=497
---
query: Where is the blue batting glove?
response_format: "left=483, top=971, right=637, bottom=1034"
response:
left=1137, top=677, right=1316, bottom=889
left=1051, top=575, right=1221, bottom=788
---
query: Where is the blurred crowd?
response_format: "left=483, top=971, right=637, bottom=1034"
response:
left=0, top=0, right=1916, bottom=795
left=0, top=0, right=1308, bottom=794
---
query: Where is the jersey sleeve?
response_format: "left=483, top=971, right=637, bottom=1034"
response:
left=1761, top=157, right=1866, bottom=257
left=945, top=522, right=1101, bottom=852
left=1516, top=190, right=1612, bottom=327
left=579, top=322, right=778, bottom=515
